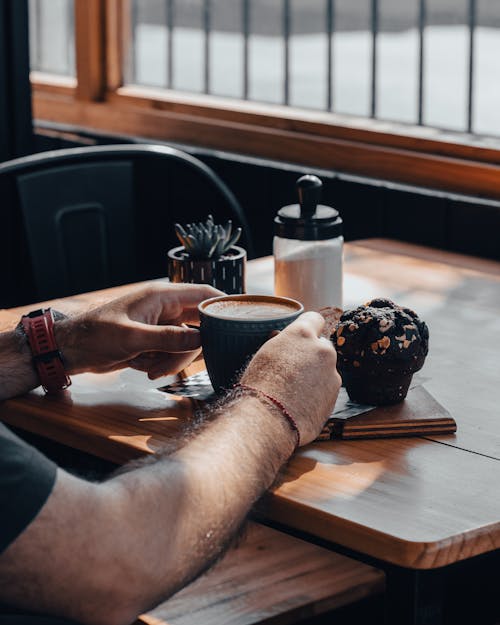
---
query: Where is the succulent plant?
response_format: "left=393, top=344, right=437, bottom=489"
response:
left=175, top=214, right=242, bottom=260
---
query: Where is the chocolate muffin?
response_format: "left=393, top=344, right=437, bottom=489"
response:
left=332, top=298, right=429, bottom=405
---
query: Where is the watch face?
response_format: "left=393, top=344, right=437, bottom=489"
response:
left=51, top=309, right=69, bottom=322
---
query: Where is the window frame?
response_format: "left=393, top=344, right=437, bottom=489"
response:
left=31, top=0, right=500, bottom=199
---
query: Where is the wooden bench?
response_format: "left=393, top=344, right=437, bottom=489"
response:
left=136, top=522, right=385, bottom=625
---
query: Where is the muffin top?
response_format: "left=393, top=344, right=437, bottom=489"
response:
left=332, top=298, right=429, bottom=371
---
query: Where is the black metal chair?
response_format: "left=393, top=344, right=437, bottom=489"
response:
left=0, top=144, right=252, bottom=306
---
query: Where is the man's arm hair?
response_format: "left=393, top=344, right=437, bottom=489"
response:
left=0, top=391, right=296, bottom=625
left=0, top=329, right=39, bottom=400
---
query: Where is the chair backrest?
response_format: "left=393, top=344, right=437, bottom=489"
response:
left=0, top=144, right=251, bottom=305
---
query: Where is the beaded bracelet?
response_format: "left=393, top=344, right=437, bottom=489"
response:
left=234, top=383, right=301, bottom=450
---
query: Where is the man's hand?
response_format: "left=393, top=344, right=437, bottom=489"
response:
left=56, top=283, right=222, bottom=379
left=241, top=311, right=341, bottom=445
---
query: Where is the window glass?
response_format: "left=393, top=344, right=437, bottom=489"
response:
left=248, top=0, right=284, bottom=104
left=126, top=0, right=169, bottom=88
left=333, top=0, right=372, bottom=118
left=210, top=0, right=244, bottom=98
left=172, top=0, right=205, bottom=93
left=423, top=0, right=469, bottom=131
left=290, top=0, right=328, bottom=110
left=29, top=0, right=75, bottom=77
left=473, top=0, right=500, bottom=135
left=377, top=0, right=419, bottom=123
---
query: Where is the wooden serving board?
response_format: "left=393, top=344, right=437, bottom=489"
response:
left=164, top=369, right=456, bottom=443
left=319, top=386, right=456, bottom=440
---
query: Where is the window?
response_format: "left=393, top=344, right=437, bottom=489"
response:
left=30, top=0, right=500, bottom=199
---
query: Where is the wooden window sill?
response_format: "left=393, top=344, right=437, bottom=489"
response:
left=31, top=82, right=500, bottom=199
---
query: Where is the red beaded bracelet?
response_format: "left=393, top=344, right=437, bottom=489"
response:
left=234, top=383, right=301, bottom=450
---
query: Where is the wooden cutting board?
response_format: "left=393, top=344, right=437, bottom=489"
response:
left=319, top=386, right=456, bottom=440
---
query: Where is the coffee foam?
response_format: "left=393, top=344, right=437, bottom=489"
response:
left=204, top=299, right=298, bottom=320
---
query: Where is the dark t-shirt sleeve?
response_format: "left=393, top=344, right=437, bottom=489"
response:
left=0, top=423, right=57, bottom=554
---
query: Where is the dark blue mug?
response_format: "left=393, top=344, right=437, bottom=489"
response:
left=199, top=294, right=304, bottom=392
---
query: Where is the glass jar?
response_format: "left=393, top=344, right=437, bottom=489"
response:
left=274, top=175, right=343, bottom=311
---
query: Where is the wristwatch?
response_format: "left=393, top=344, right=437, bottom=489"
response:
left=21, top=308, right=72, bottom=394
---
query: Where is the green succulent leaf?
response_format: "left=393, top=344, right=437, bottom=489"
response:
left=226, top=227, right=242, bottom=250
left=207, top=236, right=220, bottom=259
left=174, top=214, right=242, bottom=259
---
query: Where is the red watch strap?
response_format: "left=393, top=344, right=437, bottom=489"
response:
left=21, top=309, right=71, bottom=394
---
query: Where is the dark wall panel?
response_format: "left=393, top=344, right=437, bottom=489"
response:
left=202, top=156, right=274, bottom=259
left=382, top=188, right=448, bottom=249
left=0, top=0, right=33, bottom=162
left=0, top=0, right=34, bottom=305
left=30, top=125, right=500, bottom=272
left=332, top=175, right=385, bottom=242
left=447, top=197, right=500, bottom=259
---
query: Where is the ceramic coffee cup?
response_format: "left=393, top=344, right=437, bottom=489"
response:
left=199, top=294, right=304, bottom=391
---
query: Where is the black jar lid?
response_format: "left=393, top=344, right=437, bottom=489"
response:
left=274, top=175, right=343, bottom=241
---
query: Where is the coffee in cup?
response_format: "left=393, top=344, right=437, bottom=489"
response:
left=203, top=299, right=299, bottom=320
left=199, top=294, right=303, bottom=391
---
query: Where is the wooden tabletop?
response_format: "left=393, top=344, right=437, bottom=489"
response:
left=1, top=239, right=500, bottom=570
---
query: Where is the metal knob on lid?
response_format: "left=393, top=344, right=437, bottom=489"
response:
left=274, top=175, right=342, bottom=241
left=297, top=174, right=322, bottom=218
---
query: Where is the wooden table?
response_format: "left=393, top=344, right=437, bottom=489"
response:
left=1, top=239, right=500, bottom=624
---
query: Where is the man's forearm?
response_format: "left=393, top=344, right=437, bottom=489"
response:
left=0, top=392, right=296, bottom=625
left=0, top=330, right=39, bottom=400
left=106, top=391, right=296, bottom=616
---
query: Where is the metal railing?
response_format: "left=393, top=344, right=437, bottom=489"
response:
left=127, top=0, right=486, bottom=135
